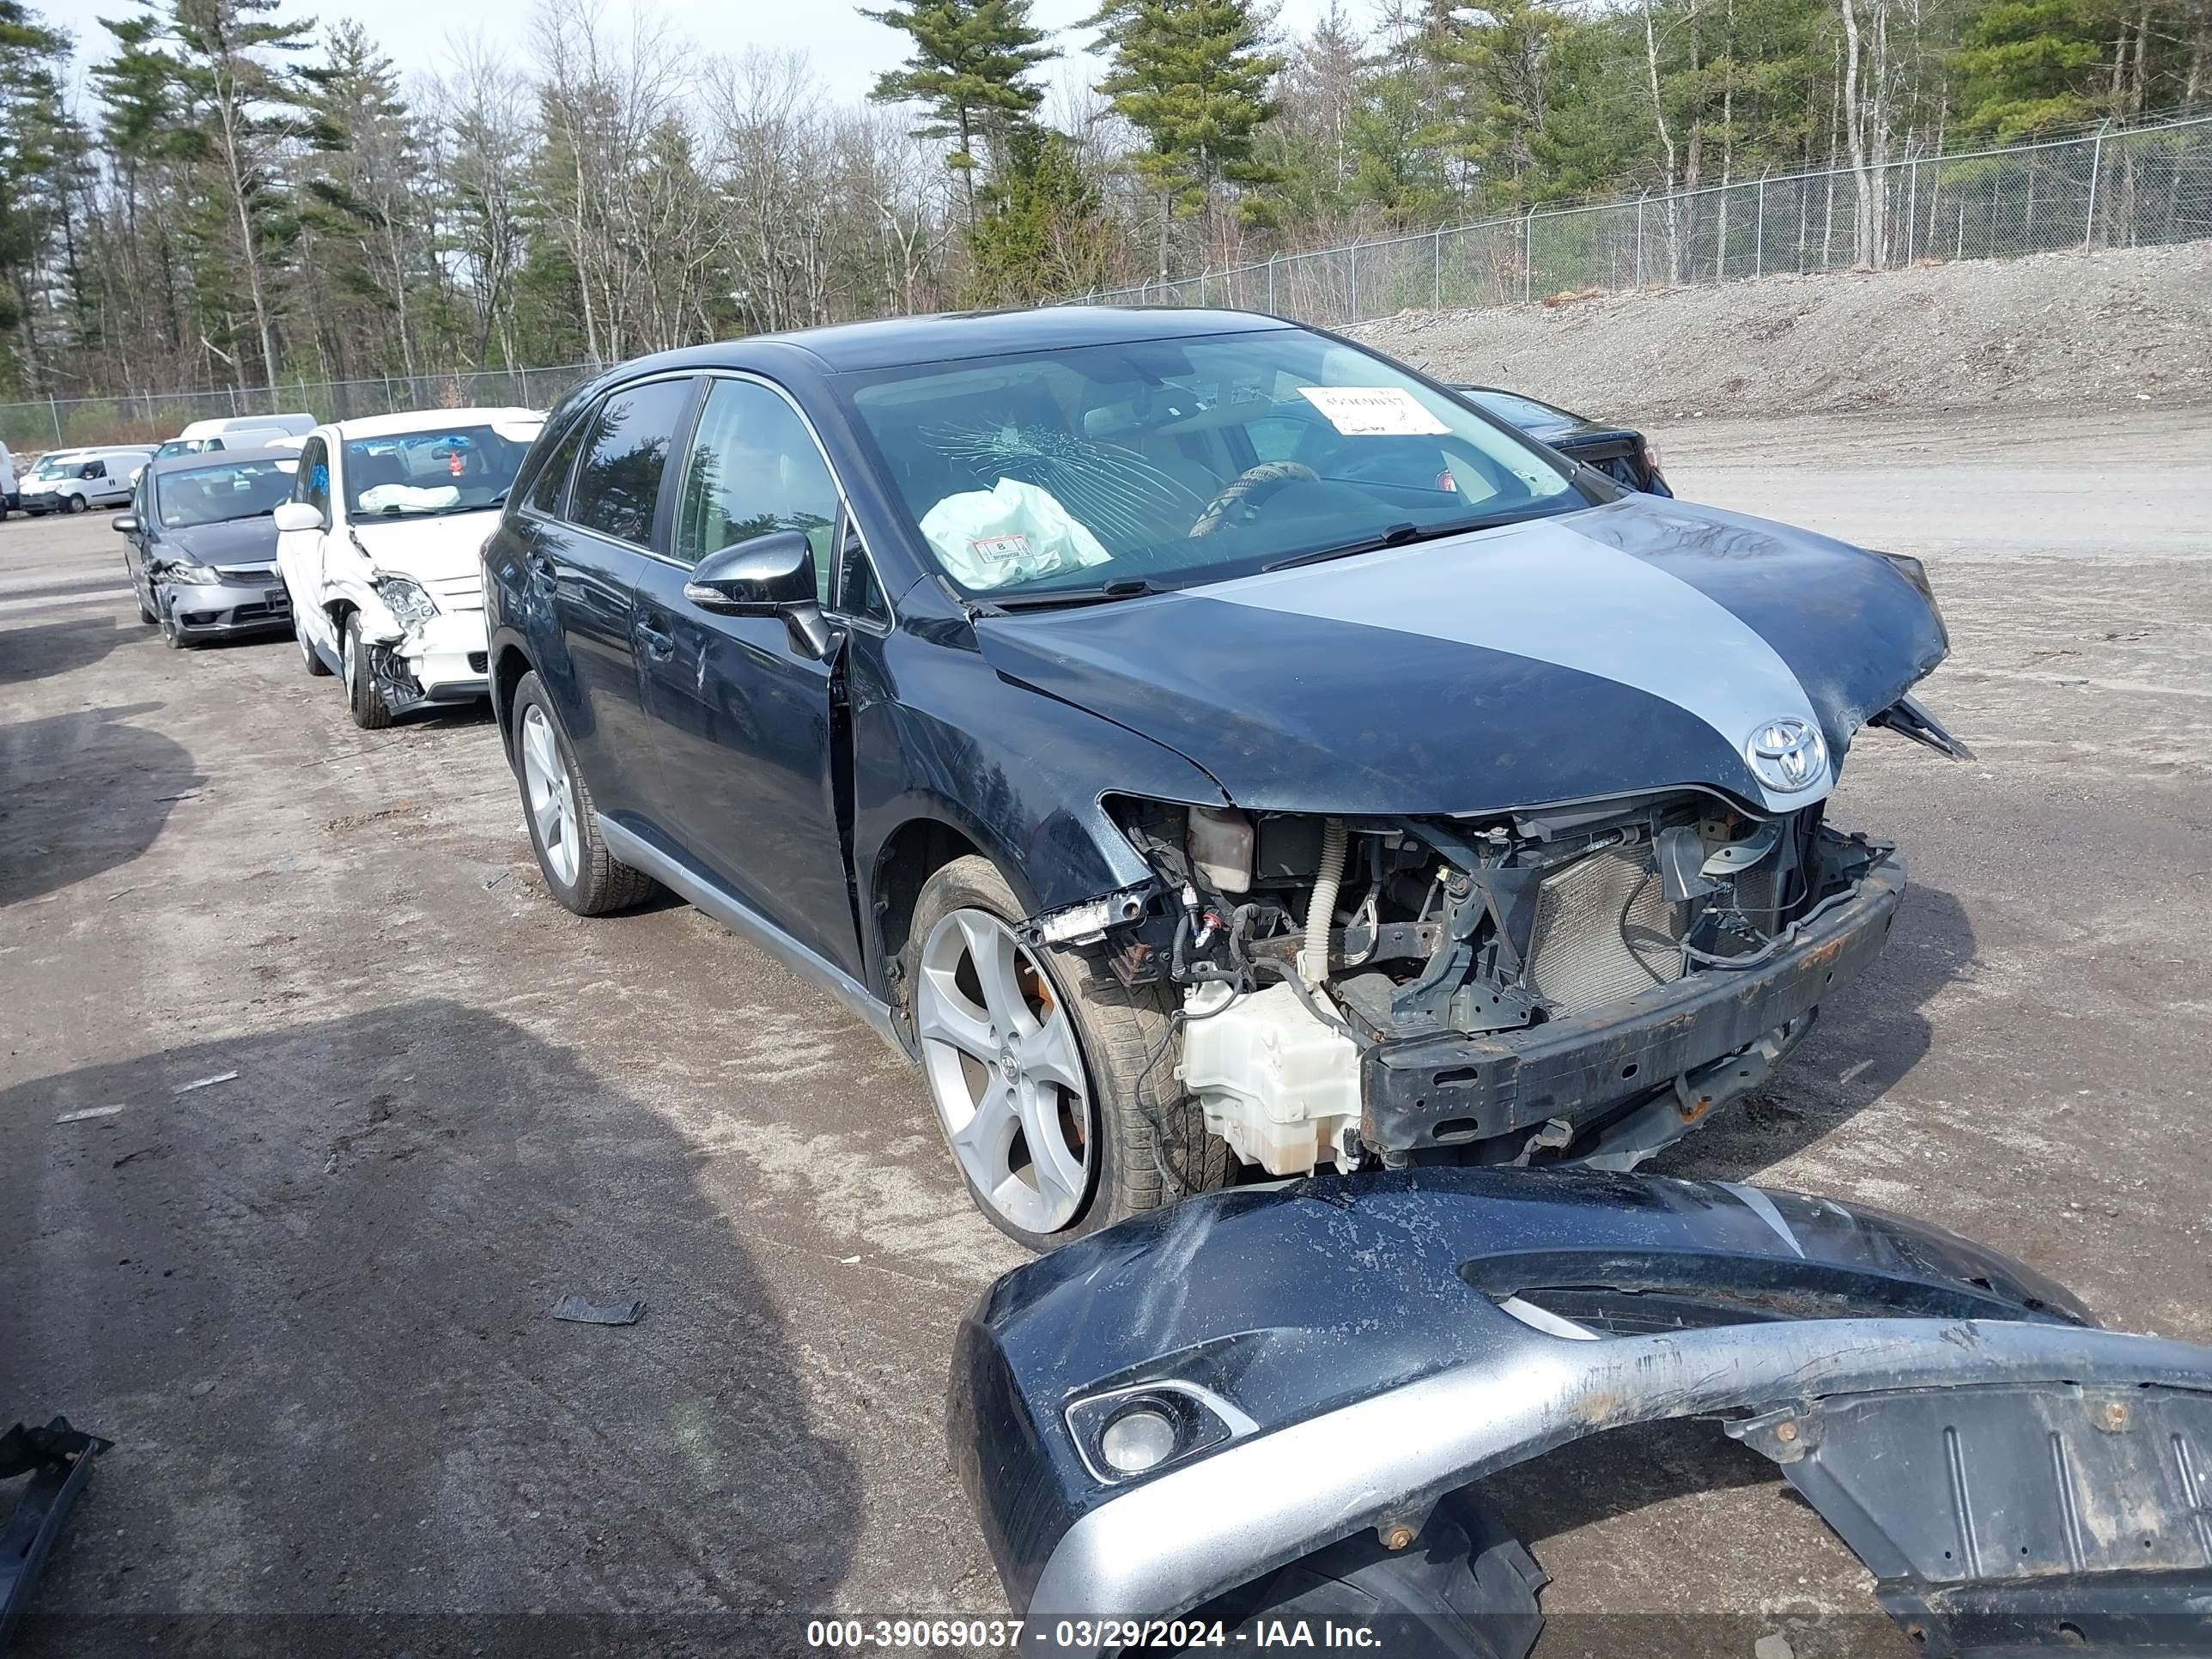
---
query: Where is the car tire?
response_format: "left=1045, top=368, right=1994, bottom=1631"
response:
left=63, top=493, right=85, bottom=514
left=136, top=581, right=157, bottom=626
left=294, top=594, right=331, bottom=675
left=903, top=854, right=1231, bottom=1250
left=341, top=611, right=392, bottom=729
left=160, top=600, right=190, bottom=649
left=508, top=671, right=659, bottom=916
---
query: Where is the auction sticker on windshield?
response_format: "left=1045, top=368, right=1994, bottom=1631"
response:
left=1297, top=386, right=1450, bottom=436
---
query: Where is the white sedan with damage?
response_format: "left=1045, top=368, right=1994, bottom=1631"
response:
left=275, top=409, right=543, bottom=727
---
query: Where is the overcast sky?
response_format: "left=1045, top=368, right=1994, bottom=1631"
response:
left=40, top=0, right=1340, bottom=109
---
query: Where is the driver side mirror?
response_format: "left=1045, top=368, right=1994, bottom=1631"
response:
left=273, top=501, right=325, bottom=533
left=111, top=514, right=138, bottom=535
left=683, top=529, right=834, bottom=659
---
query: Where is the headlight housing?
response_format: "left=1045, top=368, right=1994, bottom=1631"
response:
left=161, top=561, right=222, bottom=586
left=374, top=574, right=439, bottom=629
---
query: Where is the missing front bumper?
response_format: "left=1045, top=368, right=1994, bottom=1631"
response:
left=1359, top=846, right=1906, bottom=1158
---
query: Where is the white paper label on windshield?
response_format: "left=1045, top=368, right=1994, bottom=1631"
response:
left=1297, top=386, right=1451, bottom=437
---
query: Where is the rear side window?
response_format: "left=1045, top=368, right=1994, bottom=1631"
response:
left=523, top=416, right=587, bottom=519
left=570, top=378, right=696, bottom=546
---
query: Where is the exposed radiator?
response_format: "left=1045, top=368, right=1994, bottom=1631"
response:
left=1525, top=845, right=1685, bottom=1016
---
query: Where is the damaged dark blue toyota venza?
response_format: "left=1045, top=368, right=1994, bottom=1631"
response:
left=482, top=307, right=1971, bottom=1247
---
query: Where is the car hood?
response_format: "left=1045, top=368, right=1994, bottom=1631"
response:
left=165, top=516, right=283, bottom=568
left=349, top=511, right=497, bottom=583
left=972, top=495, right=1948, bottom=816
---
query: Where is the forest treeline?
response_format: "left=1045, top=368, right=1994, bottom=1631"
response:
left=0, top=0, right=2204, bottom=400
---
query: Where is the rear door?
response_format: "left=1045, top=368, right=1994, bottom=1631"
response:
left=629, top=374, right=866, bottom=978
left=521, top=374, right=700, bottom=830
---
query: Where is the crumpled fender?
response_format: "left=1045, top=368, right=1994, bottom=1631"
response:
left=319, top=572, right=406, bottom=645
left=950, top=1171, right=2212, bottom=1656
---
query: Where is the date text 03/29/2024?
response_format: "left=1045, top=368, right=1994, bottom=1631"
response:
left=806, top=1620, right=1386, bottom=1649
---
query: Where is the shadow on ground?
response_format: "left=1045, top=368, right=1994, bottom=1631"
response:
left=0, top=705, right=204, bottom=907
left=0, top=617, right=132, bottom=689
left=1, top=1001, right=860, bottom=1655
left=1658, top=881, right=1976, bottom=1182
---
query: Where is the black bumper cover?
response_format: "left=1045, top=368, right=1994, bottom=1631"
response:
left=951, top=1174, right=2212, bottom=1658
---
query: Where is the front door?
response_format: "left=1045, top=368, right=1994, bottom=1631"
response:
left=630, top=375, right=860, bottom=979
left=276, top=436, right=338, bottom=660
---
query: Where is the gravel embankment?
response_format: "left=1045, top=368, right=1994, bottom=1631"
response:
left=1352, top=239, right=2212, bottom=421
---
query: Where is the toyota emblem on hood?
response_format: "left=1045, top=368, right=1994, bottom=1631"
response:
left=1745, top=717, right=1827, bottom=793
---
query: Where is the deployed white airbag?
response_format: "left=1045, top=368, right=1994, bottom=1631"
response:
left=921, top=477, right=1112, bottom=591
left=360, top=483, right=460, bottom=513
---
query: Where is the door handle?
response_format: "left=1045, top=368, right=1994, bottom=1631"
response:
left=635, top=616, right=675, bottom=661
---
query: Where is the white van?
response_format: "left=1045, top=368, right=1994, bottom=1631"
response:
left=155, top=412, right=317, bottom=460
left=19, top=446, right=158, bottom=514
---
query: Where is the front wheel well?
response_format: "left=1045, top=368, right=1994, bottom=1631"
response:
left=873, top=820, right=985, bottom=988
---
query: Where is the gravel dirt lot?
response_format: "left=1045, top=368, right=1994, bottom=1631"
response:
left=1354, top=240, right=2212, bottom=421
left=3, top=401, right=2209, bottom=1656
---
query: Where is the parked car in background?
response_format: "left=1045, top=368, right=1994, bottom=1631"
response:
left=155, top=412, right=316, bottom=460
left=1454, top=385, right=1671, bottom=495
left=114, top=448, right=298, bottom=647
left=275, top=408, right=541, bottom=727
left=18, top=446, right=157, bottom=514
left=481, top=306, right=1966, bottom=1250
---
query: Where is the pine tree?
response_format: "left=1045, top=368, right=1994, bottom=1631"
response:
left=299, top=22, right=431, bottom=377
left=0, top=0, right=72, bottom=378
left=965, top=125, right=1112, bottom=303
left=1954, top=0, right=2116, bottom=135
left=113, top=0, right=313, bottom=388
left=860, top=0, right=1055, bottom=221
left=1089, top=0, right=1285, bottom=271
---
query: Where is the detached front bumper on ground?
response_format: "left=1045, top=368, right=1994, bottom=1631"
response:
left=951, top=1170, right=2212, bottom=1657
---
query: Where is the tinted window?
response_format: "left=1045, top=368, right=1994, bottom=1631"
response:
left=836, top=524, right=890, bottom=623
left=297, top=439, right=331, bottom=516
left=524, top=415, right=588, bottom=519
left=573, top=379, right=695, bottom=545
left=1460, top=386, right=1574, bottom=432
left=674, top=380, right=841, bottom=603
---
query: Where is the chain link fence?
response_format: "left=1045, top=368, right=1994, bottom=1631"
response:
left=0, top=364, right=599, bottom=459
left=1082, top=113, right=2212, bottom=327
left=8, top=113, right=2208, bottom=456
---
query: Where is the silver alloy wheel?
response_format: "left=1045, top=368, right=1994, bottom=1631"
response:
left=915, top=908, right=1094, bottom=1234
left=519, top=702, right=580, bottom=888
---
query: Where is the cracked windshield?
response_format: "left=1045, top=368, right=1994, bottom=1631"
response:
left=845, top=329, right=1586, bottom=602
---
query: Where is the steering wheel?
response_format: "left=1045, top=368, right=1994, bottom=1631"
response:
left=1188, top=461, right=1319, bottom=538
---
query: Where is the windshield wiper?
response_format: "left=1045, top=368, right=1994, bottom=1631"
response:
left=984, top=577, right=1166, bottom=611
left=1261, top=509, right=1552, bottom=573
left=368, top=502, right=490, bottom=520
